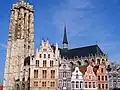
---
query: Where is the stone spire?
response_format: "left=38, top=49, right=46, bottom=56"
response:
left=63, top=24, right=68, bottom=49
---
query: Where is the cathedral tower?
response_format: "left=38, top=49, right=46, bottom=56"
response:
left=3, top=0, right=34, bottom=90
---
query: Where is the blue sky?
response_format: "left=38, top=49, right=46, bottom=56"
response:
left=0, top=0, right=120, bottom=85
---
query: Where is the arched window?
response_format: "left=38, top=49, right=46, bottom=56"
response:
left=77, top=61, right=81, bottom=66
left=76, top=81, right=79, bottom=88
left=22, top=83, right=25, bottom=90
left=16, top=84, right=20, bottom=90
left=72, top=81, right=75, bottom=88
left=80, top=81, right=83, bottom=88
left=97, top=59, right=100, bottom=64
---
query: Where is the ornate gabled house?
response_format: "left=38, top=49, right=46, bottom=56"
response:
left=30, top=40, right=60, bottom=90
left=71, top=67, right=84, bottom=90
left=83, top=64, right=98, bottom=90
left=59, top=59, right=71, bottom=90
left=96, top=58, right=109, bottom=90
left=107, top=63, right=120, bottom=90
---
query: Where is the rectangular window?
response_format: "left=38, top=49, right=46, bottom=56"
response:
left=76, top=81, right=79, bottom=88
left=42, top=82, right=46, bottom=87
left=98, top=76, right=100, bottom=80
left=63, top=72, right=66, bottom=78
left=85, top=82, right=87, bottom=88
left=36, top=60, right=39, bottom=67
left=98, top=84, right=101, bottom=89
left=102, top=76, right=104, bottom=81
left=89, top=82, right=91, bottom=88
left=93, top=82, right=95, bottom=88
left=80, top=81, right=83, bottom=88
left=63, top=81, right=66, bottom=87
left=34, top=70, right=38, bottom=78
left=43, top=60, right=47, bottom=67
left=42, top=70, right=47, bottom=78
left=51, top=82, right=55, bottom=87
left=72, top=81, right=74, bottom=88
left=76, top=74, right=79, bottom=79
left=48, top=54, right=50, bottom=58
left=102, top=84, right=104, bottom=89
left=51, top=70, right=55, bottom=78
left=39, top=54, right=41, bottom=58
left=105, top=76, right=107, bottom=81
left=34, top=81, right=38, bottom=87
left=44, top=54, right=46, bottom=58
left=50, top=61, right=53, bottom=67
left=101, top=68, right=104, bottom=73
left=106, top=84, right=108, bottom=89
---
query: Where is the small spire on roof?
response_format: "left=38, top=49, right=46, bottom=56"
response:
left=63, top=24, right=68, bottom=44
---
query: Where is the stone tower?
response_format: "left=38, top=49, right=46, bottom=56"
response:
left=3, top=0, right=34, bottom=90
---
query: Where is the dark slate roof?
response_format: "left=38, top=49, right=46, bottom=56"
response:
left=62, top=25, right=68, bottom=44
left=60, top=45, right=104, bottom=59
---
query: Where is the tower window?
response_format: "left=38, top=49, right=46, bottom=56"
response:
left=28, top=45, right=30, bottom=49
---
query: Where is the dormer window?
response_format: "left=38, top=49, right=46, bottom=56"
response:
left=63, top=64, right=66, bottom=68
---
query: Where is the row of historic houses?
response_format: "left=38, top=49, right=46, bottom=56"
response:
left=3, top=0, right=120, bottom=90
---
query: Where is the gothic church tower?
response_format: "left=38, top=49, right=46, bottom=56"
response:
left=3, top=0, right=34, bottom=90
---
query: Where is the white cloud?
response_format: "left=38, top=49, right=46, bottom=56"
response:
left=0, top=43, right=7, bottom=49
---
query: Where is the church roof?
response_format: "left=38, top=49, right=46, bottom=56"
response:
left=60, top=45, right=104, bottom=59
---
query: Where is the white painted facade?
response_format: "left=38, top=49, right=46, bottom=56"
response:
left=71, top=67, right=84, bottom=90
